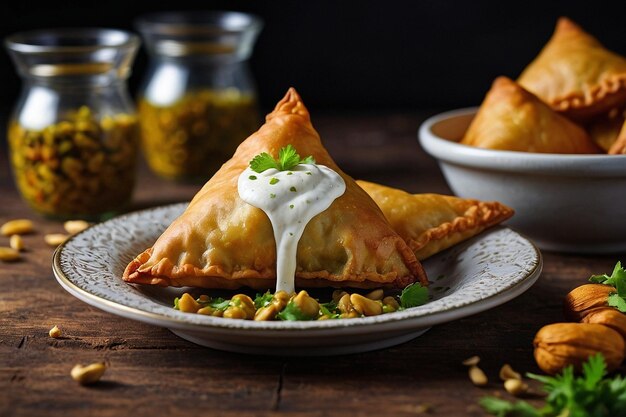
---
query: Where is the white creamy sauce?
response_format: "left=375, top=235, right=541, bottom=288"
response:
left=237, top=164, right=346, bottom=294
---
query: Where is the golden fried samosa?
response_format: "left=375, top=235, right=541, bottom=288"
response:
left=608, top=119, right=626, bottom=154
left=124, top=88, right=427, bottom=290
left=518, top=17, right=626, bottom=121
left=358, top=181, right=514, bottom=260
left=586, top=108, right=626, bottom=152
left=461, top=77, right=600, bottom=153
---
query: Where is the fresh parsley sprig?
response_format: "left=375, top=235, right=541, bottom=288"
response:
left=254, top=291, right=274, bottom=309
left=276, top=300, right=317, bottom=321
left=399, top=282, right=429, bottom=309
left=589, top=261, right=626, bottom=312
left=249, top=144, right=315, bottom=173
left=481, top=354, right=626, bottom=417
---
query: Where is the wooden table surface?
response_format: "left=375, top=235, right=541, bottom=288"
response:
left=0, top=111, right=620, bottom=417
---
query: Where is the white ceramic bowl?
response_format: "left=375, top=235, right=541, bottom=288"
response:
left=419, top=108, right=626, bottom=253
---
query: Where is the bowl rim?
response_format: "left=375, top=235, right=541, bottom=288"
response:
left=418, top=107, right=626, bottom=177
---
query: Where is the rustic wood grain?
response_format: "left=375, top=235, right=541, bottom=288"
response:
left=0, top=112, right=622, bottom=417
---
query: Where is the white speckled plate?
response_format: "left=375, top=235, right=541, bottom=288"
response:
left=53, top=203, right=542, bottom=356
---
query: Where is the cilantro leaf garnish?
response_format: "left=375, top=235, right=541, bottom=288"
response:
left=320, top=301, right=340, bottom=319
left=399, top=283, right=429, bottom=309
left=254, top=291, right=274, bottom=309
left=589, top=261, right=626, bottom=312
left=589, top=261, right=626, bottom=285
left=608, top=293, right=626, bottom=312
left=479, top=397, right=540, bottom=417
left=194, top=296, right=230, bottom=311
left=481, top=354, right=626, bottom=417
left=249, top=145, right=316, bottom=173
left=277, top=300, right=317, bottom=321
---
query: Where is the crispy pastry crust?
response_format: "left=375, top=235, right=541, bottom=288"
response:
left=358, top=181, right=514, bottom=260
left=518, top=17, right=626, bottom=121
left=608, top=119, right=626, bottom=154
left=124, top=88, right=427, bottom=290
left=462, top=77, right=600, bottom=153
left=586, top=108, right=626, bottom=152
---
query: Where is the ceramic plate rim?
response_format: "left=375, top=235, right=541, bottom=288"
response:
left=52, top=203, right=543, bottom=335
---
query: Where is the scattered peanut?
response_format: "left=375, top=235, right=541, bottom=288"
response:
left=337, top=293, right=353, bottom=314
left=504, top=378, right=528, bottom=396
left=462, top=355, right=481, bottom=366
left=350, top=293, right=383, bottom=316
left=70, top=362, right=106, bottom=385
left=469, top=365, right=488, bottom=386
left=365, top=289, right=384, bottom=300
left=272, top=290, right=290, bottom=310
left=1, top=219, right=34, bottom=236
left=9, top=235, right=24, bottom=251
left=382, top=296, right=400, bottom=312
left=292, top=291, right=320, bottom=318
left=0, top=247, right=20, bottom=262
left=499, top=364, right=522, bottom=381
left=255, top=304, right=279, bottom=321
left=178, top=293, right=200, bottom=313
left=223, top=294, right=256, bottom=319
left=44, top=233, right=69, bottom=247
left=332, top=290, right=348, bottom=304
left=64, top=220, right=90, bottom=235
left=196, top=306, right=213, bottom=315
left=49, top=325, right=62, bottom=338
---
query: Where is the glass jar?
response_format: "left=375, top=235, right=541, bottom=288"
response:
left=5, top=29, right=141, bottom=221
left=136, top=11, right=263, bottom=182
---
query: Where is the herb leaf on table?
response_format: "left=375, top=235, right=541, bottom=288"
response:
left=589, top=261, right=626, bottom=312
left=481, top=354, right=626, bottom=417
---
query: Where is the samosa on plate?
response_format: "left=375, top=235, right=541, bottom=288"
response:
left=518, top=17, right=626, bottom=121
left=461, top=77, right=600, bottom=154
left=608, top=119, right=626, bottom=155
left=358, top=181, right=514, bottom=261
left=124, top=88, right=427, bottom=290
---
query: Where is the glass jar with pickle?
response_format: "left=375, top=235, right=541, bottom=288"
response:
left=136, top=11, right=263, bottom=181
left=5, top=29, right=141, bottom=220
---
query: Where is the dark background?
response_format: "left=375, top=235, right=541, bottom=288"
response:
left=1, top=0, right=626, bottom=113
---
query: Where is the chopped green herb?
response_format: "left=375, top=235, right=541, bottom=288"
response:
left=400, top=283, right=429, bottom=309
left=289, top=232, right=294, bottom=236
left=320, top=301, right=340, bottom=319
left=290, top=186, right=297, bottom=192
left=277, top=300, right=316, bottom=321
left=589, top=261, right=626, bottom=285
left=289, top=204, right=294, bottom=209
left=269, top=178, right=279, bottom=185
left=254, top=291, right=274, bottom=309
left=207, top=298, right=230, bottom=311
left=306, top=172, right=312, bottom=176
left=270, top=193, right=276, bottom=199
left=481, top=354, right=626, bottom=417
left=249, top=144, right=316, bottom=173
left=286, top=172, right=293, bottom=175
left=248, top=175, right=257, bottom=180
left=589, top=261, right=626, bottom=312
left=173, top=297, right=180, bottom=310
